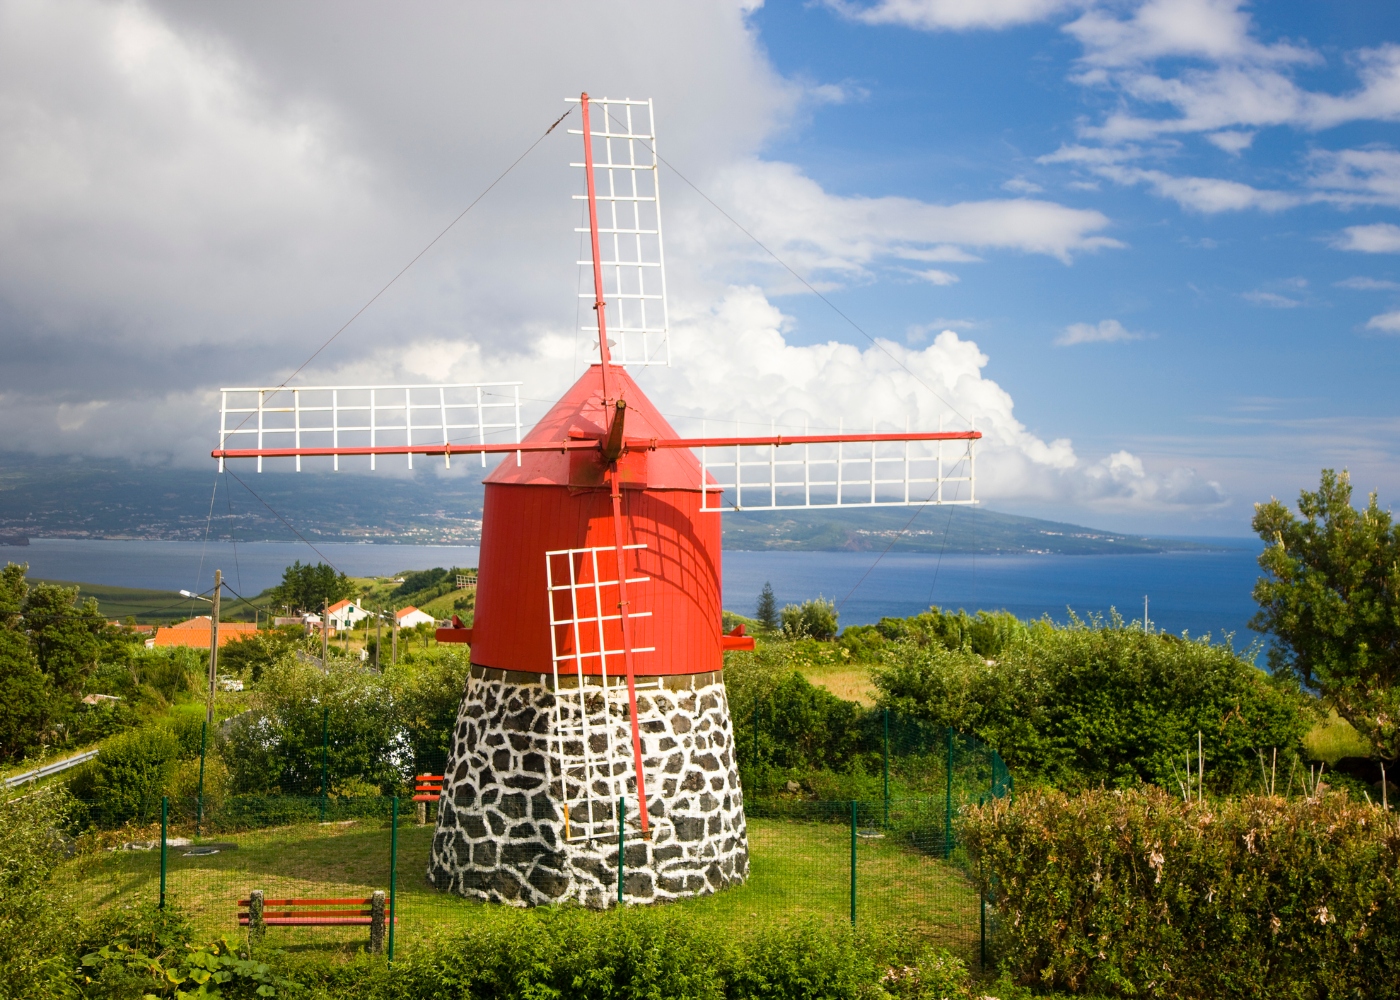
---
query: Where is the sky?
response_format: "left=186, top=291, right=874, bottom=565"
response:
left=1, top=0, right=1399, bottom=535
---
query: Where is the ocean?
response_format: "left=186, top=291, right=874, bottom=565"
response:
left=5, top=537, right=1265, bottom=647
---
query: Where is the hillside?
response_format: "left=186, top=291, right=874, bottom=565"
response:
left=0, top=452, right=1212, bottom=555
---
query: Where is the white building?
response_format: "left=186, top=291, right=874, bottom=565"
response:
left=326, top=599, right=370, bottom=631
left=395, top=606, right=436, bottom=629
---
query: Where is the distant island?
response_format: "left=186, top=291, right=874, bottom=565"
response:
left=0, top=451, right=1223, bottom=556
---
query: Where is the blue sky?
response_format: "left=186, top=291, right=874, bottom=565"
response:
left=737, top=1, right=1400, bottom=532
left=0, top=1, right=1398, bottom=536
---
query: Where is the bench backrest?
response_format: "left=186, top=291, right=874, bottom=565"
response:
left=238, top=897, right=373, bottom=918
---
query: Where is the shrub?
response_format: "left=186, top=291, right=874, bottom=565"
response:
left=876, top=617, right=1309, bottom=793
left=0, top=790, right=79, bottom=999
left=961, top=787, right=1400, bottom=999
left=781, top=598, right=839, bottom=640
left=68, top=725, right=181, bottom=827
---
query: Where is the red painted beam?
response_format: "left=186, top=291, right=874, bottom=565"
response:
left=211, top=430, right=979, bottom=462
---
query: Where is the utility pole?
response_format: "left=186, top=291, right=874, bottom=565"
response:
left=375, top=609, right=382, bottom=669
left=1144, top=595, right=1149, bottom=633
left=391, top=609, right=398, bottom=666
left=322, top=598, right=330, bottom=668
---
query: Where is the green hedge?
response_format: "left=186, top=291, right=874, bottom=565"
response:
left=961, top=787, right=1400, bottom=998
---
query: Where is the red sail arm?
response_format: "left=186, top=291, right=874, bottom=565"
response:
left=210, top=430, right=979, bottom=462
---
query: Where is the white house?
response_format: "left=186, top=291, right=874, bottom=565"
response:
left=326, top=599, right=370, bottom=631
left=394, top=606, right=435, bottom=629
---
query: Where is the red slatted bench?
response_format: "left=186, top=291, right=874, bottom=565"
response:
left=238, top=896, right=386, bottom=927
left=413, top=773, right=444, bottom=823
left=413, top=774, right=444, bottom=803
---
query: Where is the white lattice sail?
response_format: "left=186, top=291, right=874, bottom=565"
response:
left=545, top=543, right=655, bottom=842
left=568, top=97, right=670, bottom=367
left=218, top=383, right=522, bottom=472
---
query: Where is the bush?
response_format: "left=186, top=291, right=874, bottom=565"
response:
left=962, top=787, right=1400, bottom=999
left=0, top=791, right=78, bottom=999
left=781, top=598, right=839, bottom=640
left=68, top=725, right=181, bottom=827
left=876, top=616, right=1309, bottom=793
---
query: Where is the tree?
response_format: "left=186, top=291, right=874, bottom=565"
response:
left=781, top=598, right=839, bottom=640
left=268, top=561, right=356, bottom=614
left=0, top=563, right=50, bottom=762
left=755, top=582, right=778, bottom=632
left=1252, top=469, right=1400, bottom=761
left=22, top=581, right=106, bottom=695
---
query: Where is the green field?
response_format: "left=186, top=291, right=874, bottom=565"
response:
left=66, top=816, right=980, bottom=959
left=32, top=578, right=207, bottom=624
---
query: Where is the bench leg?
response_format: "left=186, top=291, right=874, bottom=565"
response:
left=370, top=890, right=386, bottom=954
left=416, top=800, right=426, bottom=825
left=249, top=890, right=265, bottom=942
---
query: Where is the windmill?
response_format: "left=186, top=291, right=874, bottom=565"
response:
left=212, top=94, right=980, bottom=907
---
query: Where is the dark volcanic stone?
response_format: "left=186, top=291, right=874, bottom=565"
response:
left=463, top=815, right=488, bottom=839
left=531, top=792, right=558, bottom=820
left=680, top=770, right=705, bottom=791
left=624, top=842, right=649, bottom=867
left=523, top=752, right=546, bottom=773
left=492, top=748, right=512, bottom=772
left=625, top=871, right=655, bottom=898
left=473, top=840, right=498, bottom=866
left=529, top=866, right=570, bottom=898
left=500, top=793, right=528, bottom=819
left=675, top=816, right=705, bottom=841
left=487, top=811, right=506, bottom=836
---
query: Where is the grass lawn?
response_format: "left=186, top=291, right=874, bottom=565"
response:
left=65, top=816, right=980, bottom=960
left=1303, top=709, right=1372, bottom=764
left=33, top=578, right=198, bottom=624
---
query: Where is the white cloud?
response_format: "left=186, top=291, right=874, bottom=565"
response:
left=1205, top=130, right=1255, bottom=154
left=1066, top=0, right=1314, bottom=70
left=1365, top=311, right=1400, bottom=334
left=1242, top=291, right=1301, bottom=308
left=911, top=268, right=960, bottom=285
left=1336, top=276, right=1400, bottom=291
left=1002, top=176, right=1044, bottom=194
left=830, top=0, right=1079, bottom=32
left=1307, top=147, right=1400, bottom=206
left=1333, top=223, right=1400, bottom=253
left=1040, top=147, right=1299, bottom=212
left=683, top=159, right=1123, bottom=275
left=1056, top=319, right=1146, bottom=345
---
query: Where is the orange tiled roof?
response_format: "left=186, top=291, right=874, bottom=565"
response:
left=149, top=620, right=258, bottom=648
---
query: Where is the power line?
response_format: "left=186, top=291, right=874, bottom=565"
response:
left=253, top=105, right=575, bottom=405
left=222, top=467, right=344, bottom=576
left=598, top=108, right=974, bottom=428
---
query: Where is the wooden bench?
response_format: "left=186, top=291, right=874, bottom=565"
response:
left=414, top=773, right=444, bottom=824
left=239, top=890, right=391, bottom=952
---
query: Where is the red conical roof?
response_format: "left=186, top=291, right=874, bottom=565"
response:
left=483, top=365, right=705, bottom=490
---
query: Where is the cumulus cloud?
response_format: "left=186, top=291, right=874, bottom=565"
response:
left=0, top=0, right=1229, bottom=518
left=1242, top=291, right=1301, bottom=308
left=1332, top=223, right=1400, bottom=253
left=682, top=159, right=1122, bottom=278
left=1365, top=311, right=1400, bottom=334
left=1038, top=145, right=1299, bottom=213
left=1056, top=319, right=1147, bottom=345
left=829, top=0, right=1079, bottom=32
left=1336, top=276, right=1400, bottom=291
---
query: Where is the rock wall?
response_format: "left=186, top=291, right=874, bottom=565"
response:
left=427, top=665, right=749, bottom=908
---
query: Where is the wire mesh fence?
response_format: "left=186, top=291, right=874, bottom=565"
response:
left=61, top=712, right=1010, bottom=964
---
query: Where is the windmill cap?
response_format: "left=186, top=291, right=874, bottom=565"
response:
left=483, top=365, right=711, bottom=490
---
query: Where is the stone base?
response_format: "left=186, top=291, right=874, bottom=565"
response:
left=428, top=666, right=749, bottom=907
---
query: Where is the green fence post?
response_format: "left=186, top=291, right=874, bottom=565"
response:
left=849, top=800, right=857, bottom=926
left=388, top=796, right=398, bottom=962
left=195, top=719, right=207, bottom=838
left=882, top=708, right=890, bottom=827
left=944, top=728, right=954, bottom=859
left=617, top=797, right=626, bottom=906
left=159, top=796, right=168, bottom=910
left=319, top=705, right=329, bottom=822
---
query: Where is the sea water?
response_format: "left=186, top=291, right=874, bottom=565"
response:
left=7, top=537, right=1265, bottom=648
